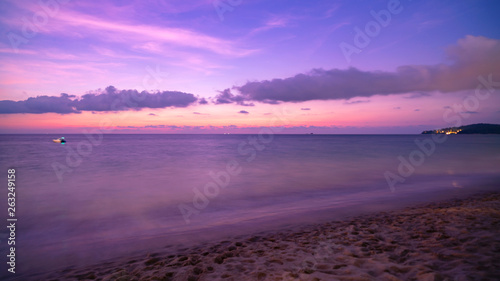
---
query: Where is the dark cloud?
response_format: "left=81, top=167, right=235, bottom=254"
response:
left=224, top=36, right=500, bottom=104
left=148, top=113, right=157, bottom=116
left=0, top=93, right=77, bottom=114
left=404, top=92, right=431, bottom=99
left=414, top=109, right=420, bottom=111
left=214, top=89, right=254, bottom=106
left=193, top=112, right=209, bottom=115
left=198, top=98, right=208, bottom=104
left=238, top=110, right=249, bottom=114
left=393, top=107, right=401, bottom=110
left=0, top=86, right=198, bottom=114
left=300, top=108, right=311, bottom=110
left=344, top=100, right=370, bottom=105
left=117, top=125, right=135, bottom=129
left=76, top=86, right=197, bottom=111
left=461, top=111, right=479, bottom=114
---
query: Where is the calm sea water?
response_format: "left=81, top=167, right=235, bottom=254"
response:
left=0, top=134, right=499, bottom=277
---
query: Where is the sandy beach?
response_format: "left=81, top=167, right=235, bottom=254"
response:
left=32, top=192, right=500, bottom=281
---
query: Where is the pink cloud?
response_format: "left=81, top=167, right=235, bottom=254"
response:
left=52, top=12, right=255, bottom=57
left=2, top=1, right=257, bottom=58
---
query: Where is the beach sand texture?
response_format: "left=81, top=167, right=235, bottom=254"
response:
left=39, top=192, right=500, bottom=281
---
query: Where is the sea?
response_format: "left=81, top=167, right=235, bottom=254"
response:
left=0, top=134, right=499, bottom=278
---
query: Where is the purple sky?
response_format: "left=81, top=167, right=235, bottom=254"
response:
left=0, top=0, right=499, bottom=133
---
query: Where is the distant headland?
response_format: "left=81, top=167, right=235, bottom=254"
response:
left=421, top=123, right=500, bottom=134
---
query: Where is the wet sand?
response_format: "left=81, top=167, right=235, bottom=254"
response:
left=35, top=192, right=500, bottom=280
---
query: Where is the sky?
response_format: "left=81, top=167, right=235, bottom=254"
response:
left=0, top=0, right=499, bottom=134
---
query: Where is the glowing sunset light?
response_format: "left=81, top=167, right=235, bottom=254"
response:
left=1, top=0, right=499, bottom=133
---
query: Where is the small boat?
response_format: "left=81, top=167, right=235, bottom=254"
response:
left=52, top=137, right=66, bottom=143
